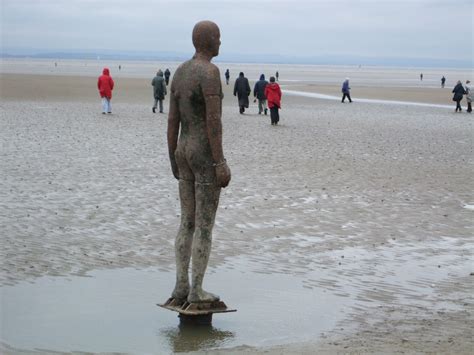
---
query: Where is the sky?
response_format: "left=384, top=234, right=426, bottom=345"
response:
left=1, top=0, right=473, bottom=66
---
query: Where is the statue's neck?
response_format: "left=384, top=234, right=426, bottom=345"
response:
left=193, top=52, right=213, bottom=62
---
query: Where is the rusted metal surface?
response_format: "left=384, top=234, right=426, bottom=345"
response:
left=166, top=21, right=231, bottom=305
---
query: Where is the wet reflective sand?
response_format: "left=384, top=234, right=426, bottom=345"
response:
left=1, top=266, right=352, bottom=353
left=1, top=235, right=471, bottom=353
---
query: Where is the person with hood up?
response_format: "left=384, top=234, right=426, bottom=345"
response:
left=253, top=74, right=268, bottom=115
left=164, top=68, right=171, bottom=86
left=225, top=69, right=230, bottom=85
left=151, top=69, right=167, bottom=113
left=452, top=80, right=466, bottom=112
left=465, top=80, right=472, bottom=113
left=97, top=68, right=114, bottom=114
left=264, top=76, right=282, bottom=125
left=341, top=78, right=352, bottom=103
left=233, top=72, right=251, bottom=114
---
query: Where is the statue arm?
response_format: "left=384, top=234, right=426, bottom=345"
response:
left=167, top=90, right=180, bottom=179
left=203, top=67, right=231, bottom=188
left=205, top=94, right=231, bottom=188
left=205, top=94, right=224, bottom=163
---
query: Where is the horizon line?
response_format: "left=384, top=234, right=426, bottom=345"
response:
left=1, top=50, right=472, bottom=70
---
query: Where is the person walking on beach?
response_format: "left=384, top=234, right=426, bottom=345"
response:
left=164, top=68, right=171, bottom=86
left=233, top=72, right=251, bottom=114
left=452, top=80, right=466, bottom=112
left=151, top=69, right=167, bottom=113
left=225, top=69, right=230, bottom=85
left=441, top=76, right=446, bottom=88
left=167, top=20, right=231, bottom=303
left=275, top=71, right=279, bottom=81
left=265, top=76, right=282, bottom=125
left=341, top=78, right=352, bottom=103
left=253, top=74, right=268, bottom=115
left=465, top=80, right=472, bottom=113
left=97, top=67, right=114, bottom=114
left=420, top=73, right=423, bottom=81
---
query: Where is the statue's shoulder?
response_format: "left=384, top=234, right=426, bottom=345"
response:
left=174, top=60, right=191, bottom=76
left=206, top=62, right=220, bottom=76
left=172, top=60, right=193, bottom=88
left=202, top=62, right=220, bottom=79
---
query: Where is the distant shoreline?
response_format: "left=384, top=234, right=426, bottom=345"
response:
left=1, top=56, right=472, bottom=72
left=1, top=52, right=472, bottom=70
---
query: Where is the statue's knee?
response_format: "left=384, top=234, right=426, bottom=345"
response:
left=180, top=219, right=195, bottom=232
left=196, top=227, right=212, bottom=241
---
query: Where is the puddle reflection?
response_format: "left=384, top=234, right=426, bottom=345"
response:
left=1, top=263, right=350, bottom=353
left=161, top=323, right=234, bottom=353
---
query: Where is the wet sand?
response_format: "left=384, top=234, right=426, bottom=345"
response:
left=1, top=60, right=473, bottom=354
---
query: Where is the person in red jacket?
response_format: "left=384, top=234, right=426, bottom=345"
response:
left=264, top=76, right=282, bottom=125
left=97, top=68, right=114, bottom=114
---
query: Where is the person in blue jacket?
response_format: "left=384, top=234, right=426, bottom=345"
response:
left=341, top=78, right=352, bottom=103
left=253, top=74, right=269, bottom=115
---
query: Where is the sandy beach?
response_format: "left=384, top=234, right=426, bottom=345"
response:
left=1, top=59, right=473, bottom=354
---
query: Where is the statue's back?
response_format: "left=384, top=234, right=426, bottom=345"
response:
left=171, top=58, right=221, bottom=141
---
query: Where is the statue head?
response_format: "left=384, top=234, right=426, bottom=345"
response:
left=192, top=20, right=221, bottom=57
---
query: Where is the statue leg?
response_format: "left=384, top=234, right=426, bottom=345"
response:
left=171, top=179, right=195, bottom=301
left=187, top=183, right=221, bottom=303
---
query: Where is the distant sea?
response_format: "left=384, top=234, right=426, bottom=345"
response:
left=1, top=48, right=472, bottom=69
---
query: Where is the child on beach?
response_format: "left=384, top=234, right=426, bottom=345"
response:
left=264, top=76, right=282, bottom=125
left=97, top=68, right=114, bottom=114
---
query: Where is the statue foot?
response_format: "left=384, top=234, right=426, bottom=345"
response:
left=171, top=284, right=190, bottom=302
left=187, top=289, right=220, bottom=303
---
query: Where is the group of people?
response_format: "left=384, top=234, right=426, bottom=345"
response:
left=96, top=66, right=172, bottom=115
left=97, top=67, right=471, bottom=117
left=233, top=72, right=282, bottom=125
left=452, top=80, right=472, bottom=113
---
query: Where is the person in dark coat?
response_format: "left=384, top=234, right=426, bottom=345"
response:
left=441, top=76, right=446, bottom=88
left=341, top=78, right=352, bottom=103
left=164, top=68, right=171, bottom=86
left=264, top=76, right=282, bottom=125
left=452, top=80, right=466, bottom=112
left=225, top=69, right=230, bottom=85
left=275, top=71, right=279, bottom=81
left=151, top=69, right=167, bottom=113
left=253, top=74, right=268, bottom=115
left=233, top=72, right=251, bottom=114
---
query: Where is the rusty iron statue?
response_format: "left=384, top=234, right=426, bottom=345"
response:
left=167, top=21, right=231, bottom=305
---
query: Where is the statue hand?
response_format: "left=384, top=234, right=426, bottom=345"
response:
left=171, top=160, right=179, bottom=180
left=216, top=163, right=231, bottom=188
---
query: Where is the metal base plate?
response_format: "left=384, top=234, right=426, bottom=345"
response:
left=158, top=298, right=236, bottom=316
